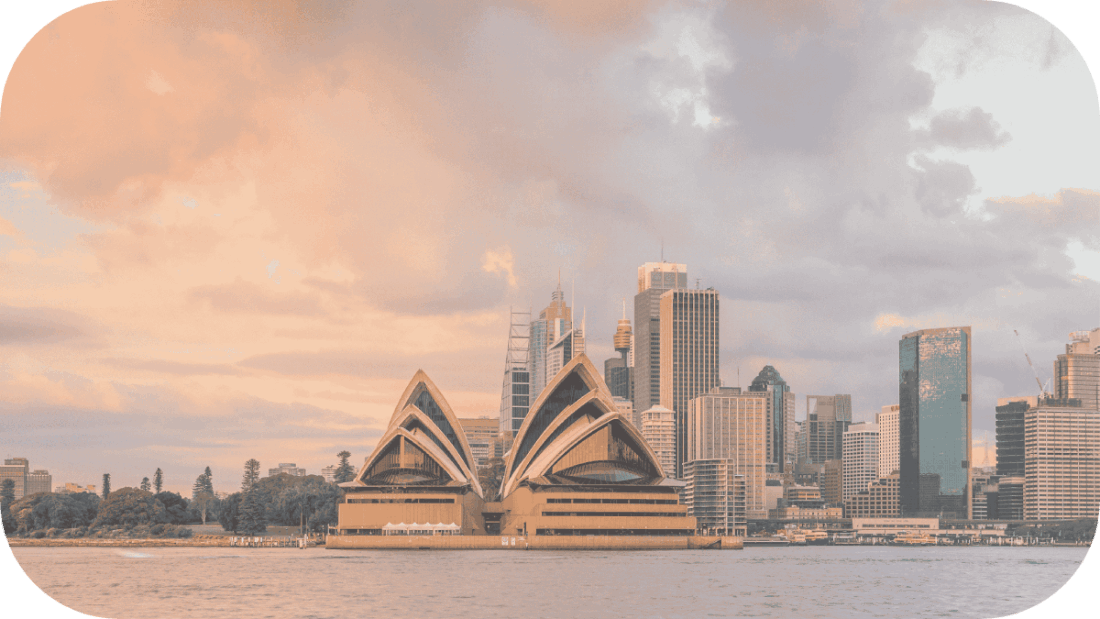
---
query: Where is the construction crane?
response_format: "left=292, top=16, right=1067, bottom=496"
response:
left=1013, top=329, right=1052, bottom=398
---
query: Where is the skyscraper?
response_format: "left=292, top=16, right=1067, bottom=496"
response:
left=499, top=308, right=531, bottom=437
left=685, top=387, right=767, bottom=518
left=632, top=262, right=687, bottom=414
left=995, top=396, right=1032, bottom=478
left=526, top=279, right=586, bottom=404
left=659, top=287, right=720, bottom=476
left=529, top=281, right=573, bottom=399
left=1054, top=328, right=1100, bottom=408
left=748, top=365, right=796, bottom=472
left=1024, top=399, right=1100, bottom=520
left=805, top=394, right=852, bottom=463
left=876, top=404, right=900, bottom=479
left=899, top=326, right=972, bottom=519
left=842, top=423, right=879, bottom=501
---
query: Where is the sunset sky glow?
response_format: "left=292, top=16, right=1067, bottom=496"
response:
left=2, top=0, right=1100, bottom=496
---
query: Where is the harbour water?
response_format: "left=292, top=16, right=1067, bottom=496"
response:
left=7, top=546, right=1093, bottom=619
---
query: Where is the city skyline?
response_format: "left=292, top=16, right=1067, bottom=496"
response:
left=0, top=0, right=1098, bottom=502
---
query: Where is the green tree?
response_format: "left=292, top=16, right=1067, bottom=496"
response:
left=101, top=473, right=111, bottom=500
left=11, top=492, right=99, bottom=534
left=192, top=472, right=211, bottom=500
left=1, top=479, right=16, bottom=535
left=139, top=477, right=151, bottom=492
left=237, top=490, right=267, bottom=535
left=91, top=488, right=167, bottom=531
left=242, top=459, right=260, bottom=492
left=217, top=492, right=242, bottom=534
left=153, top=468, right=163, bottom=494
left=192, top=468, right=216, bottom=525
left=154, top=491, right=193, bottom=524
left=334, top=451, right=355, bottom=484
left=192, top=492, right=216, bottom=525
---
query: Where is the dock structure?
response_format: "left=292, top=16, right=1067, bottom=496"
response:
left=230, top=536, right=319, bottom=548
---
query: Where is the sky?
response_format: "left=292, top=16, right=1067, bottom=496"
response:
left=0, top=0, right=1098, bottom=500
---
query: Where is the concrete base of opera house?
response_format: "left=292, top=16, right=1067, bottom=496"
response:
left=325, top=534, right=743, bottom=550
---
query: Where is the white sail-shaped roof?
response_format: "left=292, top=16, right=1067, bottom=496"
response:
left=344, top=370, right=484, bottom=497
left=501, top=354, right=666, bottom=498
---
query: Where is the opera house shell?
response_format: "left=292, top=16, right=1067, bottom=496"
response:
left=498, top=355, right=696, bottom=537
left=331, top=355, right=697, bottom=542
left=334, top=370, right=487, bottom=535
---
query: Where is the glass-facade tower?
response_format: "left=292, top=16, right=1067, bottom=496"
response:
left=899, top=326, right=972, bottom=519
left=748, top=366, right=795, bottom=472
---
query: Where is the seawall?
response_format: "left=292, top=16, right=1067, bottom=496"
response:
left=325, top=534, right=743, bottom=550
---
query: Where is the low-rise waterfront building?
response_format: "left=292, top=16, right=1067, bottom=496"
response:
left=767, top=505, right=843, bottom=521
left=844, top=473, right=900, bottom=518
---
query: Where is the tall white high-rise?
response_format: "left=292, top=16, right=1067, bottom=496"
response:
left=876, top=404, right=900, bottom=478
left=842, top=423, right=879, bottom=501
left=640, top=405, right=677, bottom=477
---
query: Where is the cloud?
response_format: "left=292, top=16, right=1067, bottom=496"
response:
left=101, top=358, right=244, bottom=376
left=923, top=106, right=1011, bottom=150
left=0, top=304, right=94, bottom=346
left=482, top=246, right=518, bottom=287
left=188, top=278, right=325, bottom=316
left=145, top=69, right=175, bottom=96
left=0, top=215, right=20, bottom=237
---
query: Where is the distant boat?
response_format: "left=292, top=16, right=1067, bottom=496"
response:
left=892, top=531, right=935, bottom=546
left=805, top=530, right=830, bottom=545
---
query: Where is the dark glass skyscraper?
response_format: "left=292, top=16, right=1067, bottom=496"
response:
left=899, top=326, right=972, bottom=519
left=748, top=366, right=795, bottom=472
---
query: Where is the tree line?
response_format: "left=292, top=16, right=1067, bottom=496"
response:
left=1, top=451, right=359, bottom=539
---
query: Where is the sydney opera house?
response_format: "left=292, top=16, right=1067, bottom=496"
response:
left=328, top=355, right=728, bottom=549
